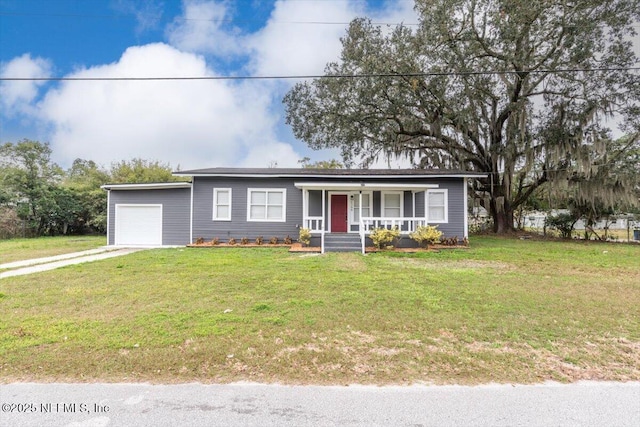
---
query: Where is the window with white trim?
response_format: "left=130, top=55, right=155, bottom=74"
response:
left=213, top=188, right=232, bottom=221
left=382, top=192, right=403, bottom=217
left=352, top=192, right=372, bottom=223
left=247, top=188, right=286, bottom=222
left=426, top=189, right=448, bottom=223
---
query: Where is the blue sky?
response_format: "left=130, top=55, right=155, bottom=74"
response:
left=0, top=0, right=417, bottom=169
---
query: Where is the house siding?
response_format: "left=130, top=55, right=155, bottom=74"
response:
left=303, top=177, right=466, bottom=238
left=107, top=188, right=191, bottom=245
left=105, top=173, right=470, bottom=248
left=192, top=177, right=303, bottom=243
left=426, top=178, right=466, bottom=238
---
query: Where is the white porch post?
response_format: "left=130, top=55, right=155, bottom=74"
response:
left=359, top=191, right=364, bottom=254
left=425, top=190, right=429, bottom=225
left=321, top=189, right=326, bottom=253
left=302, top=189, right=308, bottom=228
left=412, top=191, right=416, bottom=229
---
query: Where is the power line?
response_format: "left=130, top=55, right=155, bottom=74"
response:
left=4, top=11, right=640, bottom=28
left=2, top=66, right=639, bottom=82
left=0, top=11, right=417, bottom=26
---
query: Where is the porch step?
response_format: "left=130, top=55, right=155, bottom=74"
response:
left=324, top=233, right=362, bottom=253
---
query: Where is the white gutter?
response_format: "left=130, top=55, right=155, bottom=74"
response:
left=321, top=189, right=326, bottom=254
left=294, top=182, right=440, bottom=191
left=359, top=191, right=365, bottom=255
left=176, top=173, right=487, bottom=179
left=463, top=177, right=469, bottom=239
left=101, top=182, right=192, bottom=190
left=189, top=182, right=194, bottom=244
left=106, top=190, right=111, bottom=246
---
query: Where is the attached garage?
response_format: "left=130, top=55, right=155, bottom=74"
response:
left=102, top=183, right=192, bottom=246
left=115, top=204, right=163, bottom=246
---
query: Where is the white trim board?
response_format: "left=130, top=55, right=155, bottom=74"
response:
left=102, top=182, right=191, bottom=191
left=295, top=182, right=439, bottom=191
left=178, top=172, right=485, bottom=179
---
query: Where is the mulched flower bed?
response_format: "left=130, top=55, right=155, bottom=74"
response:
left=188, top=243, right=292, bottom=248
left=187, top=242, right=317, bottom=252
left=187, top=242, right=468, bottom=253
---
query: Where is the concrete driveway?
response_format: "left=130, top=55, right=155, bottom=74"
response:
left=0, top=248, right=147, bottom=279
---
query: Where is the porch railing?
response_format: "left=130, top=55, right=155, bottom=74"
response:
left=303, top=216, right=429, bottom=254
left=302, top=216, right=325, bottom=253
left=359, top=217, right=429, bottom=254
left=303, top=216, right=324, bottom=233
left=360, top=217, right=428, bottom=234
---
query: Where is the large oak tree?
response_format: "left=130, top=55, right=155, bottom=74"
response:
left=284, top=0, right=640, bottom=232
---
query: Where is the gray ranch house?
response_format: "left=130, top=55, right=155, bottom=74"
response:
left=102, top=168, right=485, bottom=253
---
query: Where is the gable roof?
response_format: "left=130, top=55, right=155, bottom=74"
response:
left=173, top=167, right=486, bottom=179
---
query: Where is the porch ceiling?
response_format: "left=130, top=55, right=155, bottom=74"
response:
left=294, top=182, right=439, bottom=191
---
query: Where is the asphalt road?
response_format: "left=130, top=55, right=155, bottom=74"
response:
left=1, top=381, right=639, bottom=427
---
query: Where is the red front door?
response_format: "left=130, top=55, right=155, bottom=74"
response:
left=331, top=195, right=348, bottom=232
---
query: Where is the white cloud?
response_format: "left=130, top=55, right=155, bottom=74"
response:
left=164, top=0, right=418, bottom=78
left=246, top=1, right=359, bottom=78
left=247, top=0, right=418, bottom=78
left=1, top=1, right=420, bottom=169
left=238, top=140, right=301, bottom=168
left=36, top=43, right=300, bottom=168
left=0, top=54, right=52, bottom=117
left=111, top=0, right=164, bottom=34
left=166, top=0, right=245, bottom=57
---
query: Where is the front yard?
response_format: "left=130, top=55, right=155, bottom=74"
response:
left=0, top=236, right=106, bottom=265
left=0, top=236, right=638, bottom=384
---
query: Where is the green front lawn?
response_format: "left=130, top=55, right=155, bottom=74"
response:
left=0, top=236, right=106, bottom=265
left=0, top=236, right=638, bottom=384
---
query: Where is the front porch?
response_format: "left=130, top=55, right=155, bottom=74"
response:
left=295, top=182, right=449, bottom=253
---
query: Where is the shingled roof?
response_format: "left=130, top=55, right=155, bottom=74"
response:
left=173, top=167, right=486, bottom=178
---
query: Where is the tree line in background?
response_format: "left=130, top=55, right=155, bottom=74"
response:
left=0, top=139, right=185, bottom=239
left=0, top=137, right=638, bottom=241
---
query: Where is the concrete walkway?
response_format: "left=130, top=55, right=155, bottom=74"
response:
left=0, top=247, right=117, bottom=270
left=0, top=248, right=145, bottom=279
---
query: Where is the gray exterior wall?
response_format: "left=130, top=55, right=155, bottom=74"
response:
left=107, top=188, right=191, bottom=245
left=105, top=175, right=467, bottom=247
left=192, top=177, right=303, bottom=243
left=193, top=177, right=466, bottom=244
left=421, top=178, right=466, bottom=238
left=305, top=177, right=466, bottom=239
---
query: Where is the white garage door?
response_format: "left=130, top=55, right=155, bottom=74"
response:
left=115, top=204, right=163, bottom=246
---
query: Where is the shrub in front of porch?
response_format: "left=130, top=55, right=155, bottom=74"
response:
left=370, top=226, right=401, bottom=249
left=410, top=225, right=443, bottom=248
left=298, top=228, right=311, bottom=246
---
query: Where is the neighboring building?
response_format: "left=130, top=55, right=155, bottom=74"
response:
left=519, top=210, right=635, bottom=231
left=102, top=168, right=485, bottom=252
